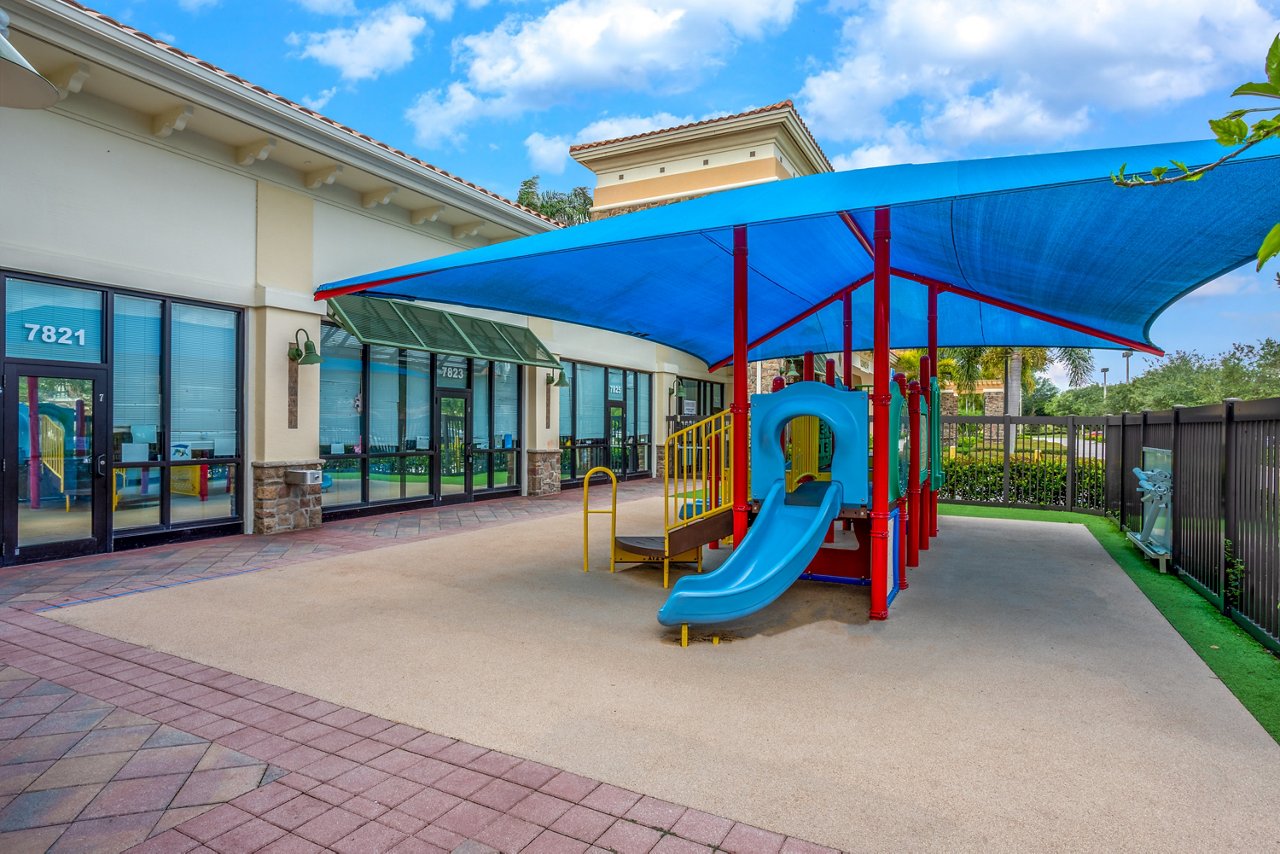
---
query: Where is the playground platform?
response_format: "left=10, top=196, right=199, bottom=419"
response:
left=1, top=482, right=1274, bottom=851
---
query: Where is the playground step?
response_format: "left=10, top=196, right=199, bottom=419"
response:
left=617, top=509, right=734, bottom=559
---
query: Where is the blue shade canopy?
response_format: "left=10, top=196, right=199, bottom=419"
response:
left=316, top=138, right=1280, bottom=368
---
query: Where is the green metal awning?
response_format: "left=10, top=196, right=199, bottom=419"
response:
left=328, top=295, right=561, bottom=369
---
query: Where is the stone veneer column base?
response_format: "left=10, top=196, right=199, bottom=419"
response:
left=526, top=450, right=562, bottom=497
left=252, top=460, right=323, bottom=534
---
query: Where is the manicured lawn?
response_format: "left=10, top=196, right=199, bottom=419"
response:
left=940, top=503, right=1280, bottom=743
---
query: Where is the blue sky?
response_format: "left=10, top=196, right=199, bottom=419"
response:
left=93, top=0, right=1280, bottom=386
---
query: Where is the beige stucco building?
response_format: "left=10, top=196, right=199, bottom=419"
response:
left=0, top=0, right=726, bottom=564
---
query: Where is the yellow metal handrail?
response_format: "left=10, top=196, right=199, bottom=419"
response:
left=40, top=414, right=66, bottom=496
left=582, top=466, right=617, bottom=574
left=663, top=410, right=733, bottom=537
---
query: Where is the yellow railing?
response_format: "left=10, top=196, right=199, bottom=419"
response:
left=664, top=410, right=733, bottom=536
left=40, top=415, right=66, bottom=500
left=582, top=466, right=617, bottom=574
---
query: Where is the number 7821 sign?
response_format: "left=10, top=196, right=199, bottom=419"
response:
left=24, top=323, right=87, bottom=347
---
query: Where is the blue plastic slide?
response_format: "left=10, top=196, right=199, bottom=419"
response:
left=657, top=479, right=844, bottom=627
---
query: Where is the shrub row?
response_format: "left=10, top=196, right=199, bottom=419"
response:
left=940, top=456, right=1105, bottom=510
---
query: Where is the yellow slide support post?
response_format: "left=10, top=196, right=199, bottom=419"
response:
left=582, top=466, right=618, bottom=574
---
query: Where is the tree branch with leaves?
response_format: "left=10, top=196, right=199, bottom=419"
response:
left=1112, top=34, right=1280, bottom=280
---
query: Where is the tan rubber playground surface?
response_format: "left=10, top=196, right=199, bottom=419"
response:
left=52, top=497, right=1280, bottom=851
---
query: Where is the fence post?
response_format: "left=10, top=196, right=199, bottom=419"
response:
left=1170, top=405, right=1183, bottom=574
left=1118, top=413, right=1127, bottom=528
left=1065, top=415, right=1077, bottom=511
left=1221, top=398, right=1239, bottom=614
left=1002, top=414, right=1012, bottom=504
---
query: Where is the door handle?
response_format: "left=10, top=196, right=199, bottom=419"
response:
left=95, top=454, right=107, bottom=478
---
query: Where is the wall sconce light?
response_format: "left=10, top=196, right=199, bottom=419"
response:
left=668, top=377, right=687, bottom=397
left=544, top=367, right=568, bottom=429
left=288, top=329, right=322, bottom=365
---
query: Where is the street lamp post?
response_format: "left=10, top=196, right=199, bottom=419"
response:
left=1101, top=367, right=1110, bottom=401
left=1122, top=349, right=1133, bottom=384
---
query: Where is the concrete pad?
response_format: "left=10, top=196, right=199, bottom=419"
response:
left=51, top=500, right=1280, bottom=851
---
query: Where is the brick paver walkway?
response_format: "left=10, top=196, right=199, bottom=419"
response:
left=0, top=483, right=839, bottom=853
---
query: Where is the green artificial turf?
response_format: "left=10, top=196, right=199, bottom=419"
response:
left=940, top=503, right=1280, bottom=743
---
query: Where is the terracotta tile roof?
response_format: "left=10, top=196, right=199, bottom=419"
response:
left=568, top=99, right=832, bottom=171
left=54, top=0, right=559, bottom=228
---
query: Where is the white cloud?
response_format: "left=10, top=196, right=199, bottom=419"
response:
left=830, top=126, right=942, bottom=170
left=408, top=0, right=456, bottom=20
left=290, top=5, right=428, bottom=81
left=406, top=0, right=797, bottom=145
left=521, top=112, right=697, bottom=174
left=302, top=86, right=340, bottom=111
left=1186, top=269, right=1264, bottom=300
left=294, top=0, right=358, bottom=13
left=802, top=0, right=1280, bottom=168
left=575, top=112, right=694, bottom=144
left=926, top=90, right=1089, bottom=145
left=524, top=132, right=571, bottom=174
left=177, top=0, right=218, bottom=11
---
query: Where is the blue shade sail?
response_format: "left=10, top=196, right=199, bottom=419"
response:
left=316, top=138, right=1280, bottom=367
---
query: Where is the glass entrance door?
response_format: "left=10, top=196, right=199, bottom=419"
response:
left=3, top=366, right=109, bottom=563
left=434, top=390, right=472, bottom=504
left=608, top=401, right=625, bottom=475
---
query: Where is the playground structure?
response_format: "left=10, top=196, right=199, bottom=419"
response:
left=316, top=137, right=1280, bottom=633
left=582, top=345, right=945, bottom=636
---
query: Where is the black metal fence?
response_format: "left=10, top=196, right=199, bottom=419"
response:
left=938, top=415, right=1108, bottom=512
left=941, top=400, right=1280, bottom=653
left=1107, top=401, right=1280, bottom=653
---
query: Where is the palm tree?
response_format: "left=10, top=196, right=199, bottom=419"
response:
left=947, top=347, right=1094, bottom=393
left=516, top=176, right=593, bottom=225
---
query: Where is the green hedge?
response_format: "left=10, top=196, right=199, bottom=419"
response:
left=941, top=456, right=1105, bottom=509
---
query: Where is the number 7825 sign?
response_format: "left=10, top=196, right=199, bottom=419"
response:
left=25, top=323, right=87, bottom=347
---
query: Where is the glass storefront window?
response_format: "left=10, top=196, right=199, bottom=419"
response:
left=5, top=279, right=104, bottom=363
left=321, top=457, right=361, bottom=507
left=317, top=325, right=522, bottom=512
left=169, top=463, right=236, bottom=523
left=559, top=360, right=652, bottom=481
left=406, top=351, right=431, bottom=451
left=369, top=346, right=402, bottom=453
left=171, top=304, right=238, bottom=460
left=637, top=374, right=651, bottom=443
left=559, top=362, right=574, bottom=479
left=113, top=296, right=162, bottom=462
left=493, top=362, right=518, bottom=450
left=576, top=364, right=605, bottom=441
left=319, top=326, right=363, bottom=455
left=3, top=275, right=242, bottom=550
left=473, top=361, right=490, bottom=450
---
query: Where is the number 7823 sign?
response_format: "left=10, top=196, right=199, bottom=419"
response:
left=24, top=323, right=87, bottom=347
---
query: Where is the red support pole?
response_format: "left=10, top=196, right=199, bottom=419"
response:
left=907, top=380, right=922, bottom=569
left=825, top=358, right=836, bottom=387
left=870, top=207, right=891, bottom=620
left=928, top=285, right=940, bottom=539
left=802, top=351, right=815, bottom=382
left=919, top=354, right=932, bottom=553
left=731, top=225, right=750, bottom=547
left=842, top=291, right=853, bottom=389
